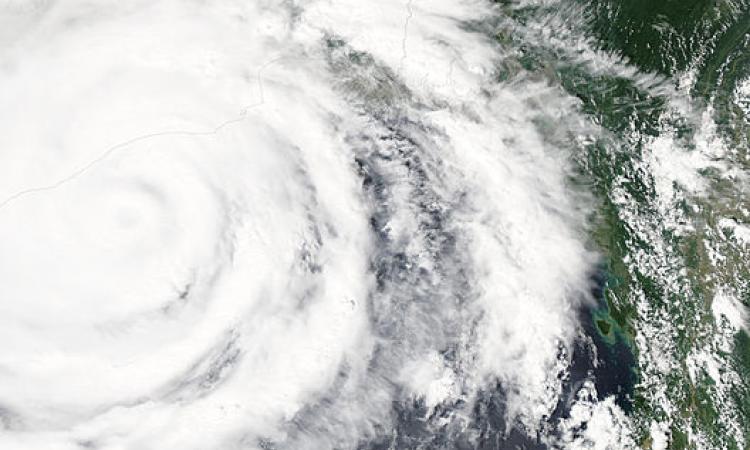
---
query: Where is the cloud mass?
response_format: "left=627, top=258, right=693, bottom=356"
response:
left=0, top=0, right=620, bottom=448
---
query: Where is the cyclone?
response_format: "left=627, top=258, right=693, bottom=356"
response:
left=1, top=0, right=748, bottom=449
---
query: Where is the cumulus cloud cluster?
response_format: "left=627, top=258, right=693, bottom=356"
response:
left=0, top=0, right=607, bottom=448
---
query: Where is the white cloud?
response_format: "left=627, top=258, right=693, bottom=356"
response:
left=0, top=0, right=617, bottom=448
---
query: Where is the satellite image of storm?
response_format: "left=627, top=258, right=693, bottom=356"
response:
left=1, top=0, right=750, bottom=449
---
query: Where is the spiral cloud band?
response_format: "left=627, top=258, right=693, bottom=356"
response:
left=0, top=0, right=620, bottom=448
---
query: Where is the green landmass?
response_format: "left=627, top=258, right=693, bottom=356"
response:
left=493, top=0, right=750, bottom=447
